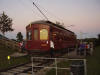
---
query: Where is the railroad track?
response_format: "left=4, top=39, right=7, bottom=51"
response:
left=0, top=57, right=54, bottom=75
left=0, top=62, right=32, bottom=75
left=0, top=49, right=73, bottom=75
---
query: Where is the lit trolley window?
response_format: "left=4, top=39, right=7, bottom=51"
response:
left=40, top=29, right=48, bottom=40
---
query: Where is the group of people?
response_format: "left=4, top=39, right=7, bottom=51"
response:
left=77, top=42, right=93, bottom=56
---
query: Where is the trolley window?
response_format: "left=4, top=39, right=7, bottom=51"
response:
left=34, top=29, right=38, bottom=40
left=27, top=31, right=32, bottom=40
left=40, top=29, right=48, bottom=40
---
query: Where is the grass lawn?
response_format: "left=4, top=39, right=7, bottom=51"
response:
left=0, top=43, right=30, bottom=70
left=46, top=46, right=100, bottom=75
left=46, top=60, right=71, bottom=75
left=86, top=46, right=100, bottom=75
left=46, top=68, right=70, bottom=75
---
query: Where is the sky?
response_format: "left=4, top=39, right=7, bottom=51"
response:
left=0, top=0, right=100, bottom=39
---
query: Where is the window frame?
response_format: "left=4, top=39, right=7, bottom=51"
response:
left=33, top=29, right=39, bottom=40
left=27, top=30, right=32, bottom=40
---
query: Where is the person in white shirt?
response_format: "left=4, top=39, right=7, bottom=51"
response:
left=50, top=40, right=54, bottom=57
left=50, top=40, right=54, bottom=48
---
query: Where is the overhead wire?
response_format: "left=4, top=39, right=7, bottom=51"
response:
left=32, top=2, right=48, bottom=20
left=28, top=0, right=48, bottom=20
left=19, top=0, right=64, bottom=25
left=33, top=1, right=64, bottom=24
left=18, top=0, right=45, bottom=20
left=37, top=4, right=64, bottom=24
left=29, top=0, right=64, bottom=24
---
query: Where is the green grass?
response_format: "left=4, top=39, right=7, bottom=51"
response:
left=0, top=43, right=30, bottom=70
left=46, top=46, right=100, bottom=75
left=0, top=56, right=30, bottom=70
left=0, top=44, right=16, bottom=58
left=46, top=68, right=70, bottom=75
left=86, top=46, right=100, bottom=75
left=57, top=60, right=71, bottom=68
left=46, top=68, right=56, bottom=75
left=46, top=60, right=71, bottom=75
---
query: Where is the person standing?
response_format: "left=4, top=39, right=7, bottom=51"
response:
left=90, top=42, right=93, bottom=55
left=79, top=42, right=85, bottom=55
left=50, top=40, right=54, bottom=57
left=21, top=41, right=25, bottom=53
left=86, top=43, right=90, bottom=56
left=76, top=43, right=80, bottom=55
left=18, top=42, right=22, bottom=52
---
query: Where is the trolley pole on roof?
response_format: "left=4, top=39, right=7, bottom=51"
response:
left=33, top=2, right=48, bottom=20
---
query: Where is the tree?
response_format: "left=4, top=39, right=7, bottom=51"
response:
left=0, top=12, right=14, bottom=35
left=16, top=32, right=23, bottom=42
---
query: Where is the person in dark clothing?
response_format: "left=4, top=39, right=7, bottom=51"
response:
left=76, top=44, right=80, bottom=55
left=79, top=43, right=85, bottom=55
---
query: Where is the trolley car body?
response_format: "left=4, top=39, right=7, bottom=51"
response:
left=25, top=20, right=77, bottom=53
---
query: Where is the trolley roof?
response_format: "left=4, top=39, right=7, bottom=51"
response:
left=27, top=20, right=75, bottom=34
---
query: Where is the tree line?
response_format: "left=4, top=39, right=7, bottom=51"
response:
left=83, top=34, right=100, bottom=46
left=0, top=12, right=23, bottom=42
